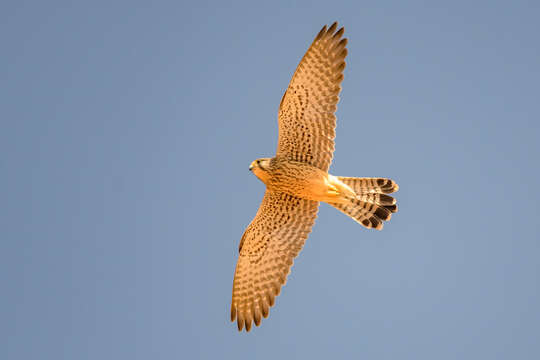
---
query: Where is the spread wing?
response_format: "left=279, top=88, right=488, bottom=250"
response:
left=276, top=22, right=348, bottom=172
left=231, top=191, right=319, bottom=331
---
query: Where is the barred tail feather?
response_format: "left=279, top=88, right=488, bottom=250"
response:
left=329, top=199, right=392, bottom=230
left=330, top=176, right=399, bottom=229
left=338, top=177, right=399, bottom=194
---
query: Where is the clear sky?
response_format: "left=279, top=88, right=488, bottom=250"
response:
left=2, top=1, right=540, bottom=359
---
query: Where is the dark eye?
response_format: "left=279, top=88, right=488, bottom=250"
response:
left=256, top=160, right=260, bottom=164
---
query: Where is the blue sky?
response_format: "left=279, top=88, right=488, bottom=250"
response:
left=2, top=1, right=540, bottom=359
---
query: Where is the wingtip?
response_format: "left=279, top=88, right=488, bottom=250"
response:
left=333, top=26, right=345, bottom=39
left=315, top=25, right=327, bottom=40
left=328, top=22, right=338, bottom=33
left=236, top=316, right=244, bottom=331
left=316, top=22, right=345, bottom=41
left=230, top=304, right=237, bottom=322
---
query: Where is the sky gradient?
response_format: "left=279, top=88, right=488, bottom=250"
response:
left=2, top=1, right=540, bottom=359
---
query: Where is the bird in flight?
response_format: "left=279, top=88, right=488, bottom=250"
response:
left=231, top=22, right=399, bottom=332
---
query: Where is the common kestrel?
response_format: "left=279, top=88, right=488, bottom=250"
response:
left=231, top=22, right=399, bottom=332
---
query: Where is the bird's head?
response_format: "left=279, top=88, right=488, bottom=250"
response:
left=249, top=158, right=271, bottom=183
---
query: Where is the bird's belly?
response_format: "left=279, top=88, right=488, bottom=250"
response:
left=270, top=169, right=353, bottom=204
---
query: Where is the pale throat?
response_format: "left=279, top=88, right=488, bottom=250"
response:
left=253, top=168, right=271, bottom=184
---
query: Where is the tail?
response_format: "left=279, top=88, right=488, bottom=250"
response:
left=329, top=177, right=399, bottom=230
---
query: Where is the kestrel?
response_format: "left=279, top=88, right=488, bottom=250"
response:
left=231, top=22, right=399, bottom=332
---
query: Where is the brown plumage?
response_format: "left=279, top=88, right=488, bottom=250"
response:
left=231, top=22, right=399, bottom=332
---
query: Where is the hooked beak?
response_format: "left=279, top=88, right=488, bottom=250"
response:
left=249, top=164, right=254, bottom=171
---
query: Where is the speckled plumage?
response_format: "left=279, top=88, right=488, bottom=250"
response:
left=231, top=22, right=399, bottom=332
